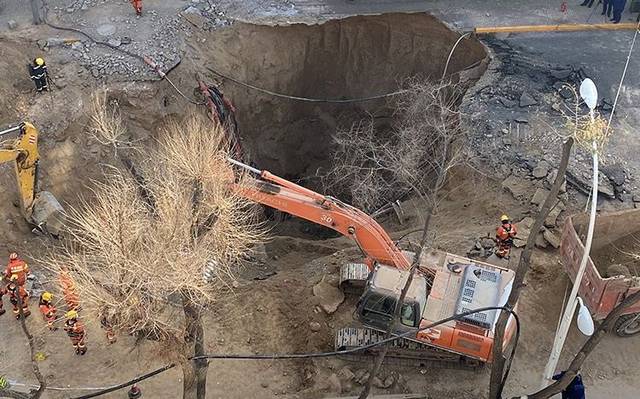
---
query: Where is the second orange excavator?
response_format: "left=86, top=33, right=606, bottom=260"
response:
left=228, top=158, right=518, bottom=367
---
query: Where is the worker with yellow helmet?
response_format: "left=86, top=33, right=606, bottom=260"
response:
left=496, top=214, right=518, bottom=259
left=28, top=57, right=50, bottom=93
left=64, top=309, right=87, bottom=355
left=38, top=291, right=58, bottom=331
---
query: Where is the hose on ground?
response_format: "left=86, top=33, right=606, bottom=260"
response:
left=40, top=1, right=204, bottom=105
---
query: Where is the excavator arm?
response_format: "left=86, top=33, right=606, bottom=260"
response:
left=0, top=122, right=63, bottom=235
left=0, top=123, right=39, bottom=216
left=228, top=158, right=411, bottom=270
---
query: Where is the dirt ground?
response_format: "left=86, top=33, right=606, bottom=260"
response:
left=1, top=2, right=640, bottom=399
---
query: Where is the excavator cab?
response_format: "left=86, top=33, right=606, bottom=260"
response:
left=356, top=264, right=428, bottom=333
left=0, top=122, right=64, bottom=236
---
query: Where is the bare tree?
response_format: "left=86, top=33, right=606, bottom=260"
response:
left=323, top=80, right=467, bottom=215
left=42, top=106, right=264, bottom=399
left=323, top=80, right=468, bottom=398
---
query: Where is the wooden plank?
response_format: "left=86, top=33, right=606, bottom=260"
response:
left=475, top=23, right=638, bottom=34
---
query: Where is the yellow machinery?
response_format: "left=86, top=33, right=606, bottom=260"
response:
left=0, top=122, right=64, bottom=235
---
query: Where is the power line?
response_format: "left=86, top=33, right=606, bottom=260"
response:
left=205, top=66, right=410, bottom=103
left=59, top=306, right=519, bottom=399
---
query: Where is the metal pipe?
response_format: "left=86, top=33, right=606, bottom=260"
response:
left=442, top=32, right=472, bottom=81
left=226, top=157, right=260, bottom=175
left=0, top=125, right=21, bottom=137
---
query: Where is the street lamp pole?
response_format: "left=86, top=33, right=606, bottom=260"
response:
left=541, top=79, right=598, bottom=387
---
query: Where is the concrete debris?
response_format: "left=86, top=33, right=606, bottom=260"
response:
left=543, top=229, right=561, bottom=249
left=519, top=91, right=538, bottom=107
left=354, top=369, right=371, bottom=385
left=633, top=194, right=640, bottom=203
left=502, top=174, right=530, bottom=199
left=532, top=160, right=550, bottom=179
left=550, top=69, right=572, bottom=79
left=309, top=321, right=321, bottom=332
left=499, top=97, right=517, bottom=108
left=107, top=38, right=122, bottom=47
left=337, top=367, right=355, bottom=383
left=326, top=373, right=342, bottom=393
left=312, top=277, right=345, bottom=314
left=531, top=187, right=550, bottom=206
left=514, top=217, right=534, bottom=248
left=7, top=20, right=17, bottom=30
left=601, top=164, right=626, bottom=187
left=544, top=203, right=564, bottom=227
left=535, top=233, right=549, bottom=248
left=514, top=116, right=529, bottom=124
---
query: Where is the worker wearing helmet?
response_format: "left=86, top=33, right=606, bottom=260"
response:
left=7, top=275, right=31, bottom=319
left=39, top=292, right=58, bottom=331
left=496, top=215, right=518, bottom=259
left=4, top=252, right=30, bottom=286
left=130, top=0, right=142, bottom=16
left=64, top=310, right=87, bottom=355
left=29, top=57, right=50, bottom=93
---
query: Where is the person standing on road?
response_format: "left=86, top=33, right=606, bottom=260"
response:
left=611, top=0, right=628, bottom=23
left=580, top=0, right=599, bottom=8
left=130, top=0, right=142, bottom=16
left=602, top=0, right=613, bottom=17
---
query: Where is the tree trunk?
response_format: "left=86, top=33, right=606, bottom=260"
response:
left=358, top=208, right=434, bottom=399
left=489, top=138, right=574, bottom=399
left=182, top=296, right=208, bottom=399
left=16, top=291, right=46, bottom=398
left=30, top=0, right=42, bottom=25
left=522, top=289, right=640, bottom=399
left=181, top=358, right=198, bottom=399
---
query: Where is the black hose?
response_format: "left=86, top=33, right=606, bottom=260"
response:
left=70, top=306, right=520, bottom=399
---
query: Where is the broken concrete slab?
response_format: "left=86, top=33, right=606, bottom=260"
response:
left=519, top=91, right=538, bottom=107
left=535, top=233, right=549, bottom=248
left=502, top=174, right=530, bottom=199
left=7, top=20, right=17, bottom=30
left=543, top=229, right=561, bottom=248
left=566, top=167, right=616, bottom=199
left=531, top=187, right=550, bottom=206
left=313, top=277, right=345, bottom=314
left=544, top=204, right=564, bottom=227
left=532, top=160, right=550, bottom=179
left=601, top=164, right=626, bottom=187
left=499, top=97, right=517, bottom=108
left=514, top=216, right=534, bottom=247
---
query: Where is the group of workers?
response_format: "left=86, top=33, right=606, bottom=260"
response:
left=580, top=0, right=635, bottom=23
left=1, top=253, right=88, bottom=355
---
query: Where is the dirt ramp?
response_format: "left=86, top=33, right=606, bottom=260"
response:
left=206, top=13, right=487, bottom=177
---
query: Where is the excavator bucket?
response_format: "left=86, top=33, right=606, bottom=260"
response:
left=30, top=191, right=65, bottom=236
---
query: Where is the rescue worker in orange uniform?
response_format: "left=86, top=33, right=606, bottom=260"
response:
left=7, top=275, right=30, bottom=319
left=64, top=310, right=87, bottom=355
left=496, top=214, right=518, bottom=259
left=39, top=292, right=58, bottom=331
left=4, top=252, right=30, bottom=286
left=100, top=314, right=117, bottom=344
left=130, top=0, right=142, bottom=15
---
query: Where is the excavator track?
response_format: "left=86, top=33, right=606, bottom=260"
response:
left=335, top=327, right=483, bottom=371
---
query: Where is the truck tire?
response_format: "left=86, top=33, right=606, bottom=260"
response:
left=614, top=313, right=640, bottom=337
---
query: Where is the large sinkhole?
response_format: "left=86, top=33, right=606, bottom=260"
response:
left=209, top=13, right=488, bottom=182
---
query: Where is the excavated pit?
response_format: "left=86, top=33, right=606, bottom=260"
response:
left=206, top=13, right=488, bottom=179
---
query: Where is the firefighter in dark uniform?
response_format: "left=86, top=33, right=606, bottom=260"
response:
left=29, top=57, right=49, bottom=93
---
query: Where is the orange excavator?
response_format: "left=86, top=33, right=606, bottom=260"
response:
left=228, top=158, right=518, bottom=366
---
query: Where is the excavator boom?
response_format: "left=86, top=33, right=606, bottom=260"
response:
left=229, top=158, right=411, bottom=270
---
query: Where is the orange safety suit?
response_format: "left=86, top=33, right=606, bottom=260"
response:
left=6, top=282, right=30, bottom=319
left=39, top=297, right=58, bottom=331
left=59, top=270, right=80, bottom=311
left=64, top=318, right=87, bottom=355
left=130, top=0, right=142, bottom=15
left=496, top=222, right=518, bottom=258
left=4, top=257, right=29, bottom=286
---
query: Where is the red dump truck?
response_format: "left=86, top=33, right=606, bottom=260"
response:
left=561, top=210, right=640, bottom=337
